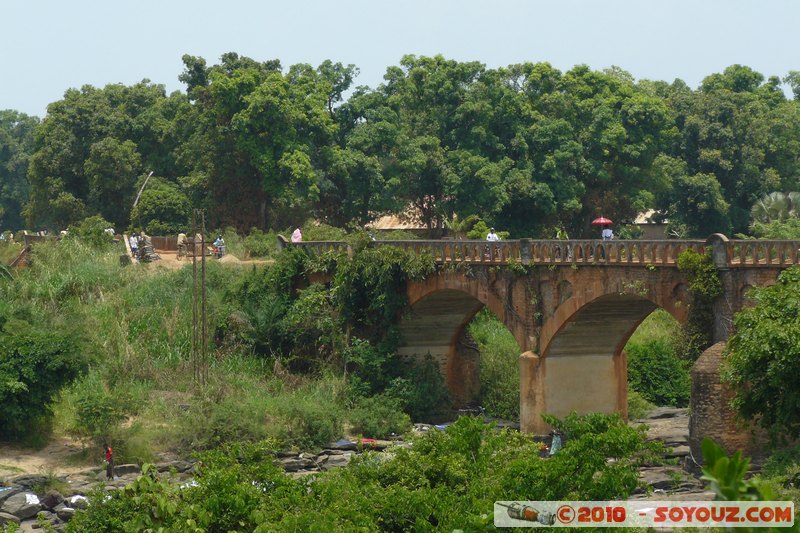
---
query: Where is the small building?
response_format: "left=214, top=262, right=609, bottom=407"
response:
left=634, top=210, right=668, bottom=240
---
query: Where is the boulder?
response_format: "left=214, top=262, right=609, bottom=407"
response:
left=40, top=490, right=64, bottom=510
left=279, top=457, right=316, bottom=472
left=67, top=495, right=88, bottom=510
left=1, top=492, right=42, bottom=520
left=0, top=512, right=20, bottom=526
left=9, top=474, right=48, bottom=491
left=0, top=488, right=20, bottom=505
left=56, top=506, right=76, bottom=522
left=114, top=464, right=141, bottom=476
left=156, top=460, right=193, bottom=473
left=322, top=453, right=352, bottom=470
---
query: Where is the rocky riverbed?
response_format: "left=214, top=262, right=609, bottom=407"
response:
left=0, top=408, right=710, bottom=531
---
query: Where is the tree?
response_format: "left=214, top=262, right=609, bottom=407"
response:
left=84, top=137, right=142, bottom=228
left=0, top=110, right=38, bottom=230
left=723, top=266, right=800, bottom=440
left=130, top=177, right=190, bottom=235
left=25, top=81, right=187, bottom=229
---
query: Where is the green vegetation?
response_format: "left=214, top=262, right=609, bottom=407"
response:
left=2, top=57, right=798, bottom=242
left=624, top=309, right=690, bottom=409
left=65, top=414, right=664, bottom=532
left=468, top=308, right=520, bottom=419
left=677, top=248, right=722, bottom=361
left=724, top=266, right=800, bottom=440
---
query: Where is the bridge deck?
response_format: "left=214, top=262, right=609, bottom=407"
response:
left=292, top=238, right=800, bottom=268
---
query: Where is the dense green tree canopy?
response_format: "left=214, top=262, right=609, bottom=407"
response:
left=0, top=110, right=38, bottom=230
left=2, top=55, right=798, bottom=238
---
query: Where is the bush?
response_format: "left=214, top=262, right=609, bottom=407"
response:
left=627, top=387, right=656, bottom=419
left=626, top=338, right=691, bottom=407
left=469, top=308, right=520, bottom=419
left=348, top=395, right=411, bottom=438
left=269, top=391, right=344, bottom=449
left=0, top=317, right=84, bottom=439
left=242, top=228, right=278, bottom=258
left=385, top=354, right=451, bottom=421
left=67, top=215, right=115, bottom=248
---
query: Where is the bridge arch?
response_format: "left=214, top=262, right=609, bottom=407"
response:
left=522, top=291, right=686, bottom=434
left=399, top=274, right=528, bottom=409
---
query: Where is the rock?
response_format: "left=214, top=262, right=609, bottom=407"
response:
left=66, top=495, right=88, bottom=510
left=0, top=512, right=20, bottom=526
left=641, top=407, right=688, bottom=420
left=156, top=460, right=193, bottom=473
left=664, top=445, right=691, bottom=458
left=327, top=440, right=357, bottom=451
left=9, top=475, right=49, bottom=491
left=279, top=457, right=316, bottom=472
left=0, top=488, right=20, bottom=505
left=1, top=492, right=42, bottom=520
left=56, top=507, right=76, bottom=522
left=40, top=490, right=64, bottom=510
left=114, top=464, right=141, bottom=476
left=322, top=453, right=352, bottom=470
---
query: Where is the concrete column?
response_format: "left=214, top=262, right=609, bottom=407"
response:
left=519, top=351, right=546, bottom=434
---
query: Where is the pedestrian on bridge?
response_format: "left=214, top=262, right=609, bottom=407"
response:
left=291, top=226, right=303, bottom=243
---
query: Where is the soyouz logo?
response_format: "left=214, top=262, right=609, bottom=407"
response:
left=494, top=501, right=795, bottom=528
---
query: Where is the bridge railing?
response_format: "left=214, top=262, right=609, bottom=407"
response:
left=727, top=240, right=800, bottom=267
left=290, top=239, right=712, bottom=266
left=290, top=238, right=800, bottom=268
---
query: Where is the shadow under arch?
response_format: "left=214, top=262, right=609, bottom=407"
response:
left=396, top=288, right=523, bottom=409
left=522, top=292, right=681, bottom=434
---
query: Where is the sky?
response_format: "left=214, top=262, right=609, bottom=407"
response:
left=2, top=0, right=798, bottom=117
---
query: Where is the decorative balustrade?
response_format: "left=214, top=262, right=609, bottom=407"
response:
left=727, top=240, right=800, bottom=267
left=290, top=238, right=800, bottom=268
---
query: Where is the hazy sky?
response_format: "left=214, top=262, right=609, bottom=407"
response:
left=2, top=0, right=797, bottom=117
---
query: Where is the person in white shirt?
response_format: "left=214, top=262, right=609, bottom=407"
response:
left=486, top=228, right=500, bottom=242
left=600, top=225, right=613, bottom=259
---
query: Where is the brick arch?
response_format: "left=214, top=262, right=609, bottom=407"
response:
left=405, top=272, right=530, bottom=352
left=539, top=287, right=688, bottom=359
left=401, top=273, right=529, bottom=408
left=522, top=286, right=688, bottom=434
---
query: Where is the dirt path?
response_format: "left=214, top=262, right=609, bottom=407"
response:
left=0, top=434, right=91, bottom=480
left=149, top=250, right=273, bottom=270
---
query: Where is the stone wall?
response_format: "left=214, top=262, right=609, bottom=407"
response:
left=689, top=342, right=763, bottom=461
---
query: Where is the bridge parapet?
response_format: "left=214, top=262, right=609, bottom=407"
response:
left=290, top=237, right=800, bottom=268
left=727, top=239, right=800, bottom=267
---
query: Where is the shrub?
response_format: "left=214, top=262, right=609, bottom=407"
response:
left=268, top=392, right=344, bottom=449
left=348, top=395, right=411, bottom=438
left=627, top=387, right=656, bottom=419
left=0, top=317, right=84, bottom=439
left=67, top=215, right=115, bottom=248
left=469, top=308, right=520, bottom=419
left=626, top=338, right=691, bottom=407
left=242, top=228, right=278, bottom=258
left=385, top=354, right=451, bottom=421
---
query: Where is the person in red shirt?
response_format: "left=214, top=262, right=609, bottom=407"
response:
left=103, top=444, right=114, bottom=480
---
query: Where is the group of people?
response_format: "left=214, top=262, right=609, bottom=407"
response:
left=175, top=232, right=226, bottom=259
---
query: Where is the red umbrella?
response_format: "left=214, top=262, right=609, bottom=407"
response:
left=591, top=216, right=613, bottom=226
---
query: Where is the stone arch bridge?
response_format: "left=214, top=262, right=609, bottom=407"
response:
left=294, top=236, right=799, bottom=434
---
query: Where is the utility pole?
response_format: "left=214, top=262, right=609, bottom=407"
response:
left=191, top=209, right=208, bottom=387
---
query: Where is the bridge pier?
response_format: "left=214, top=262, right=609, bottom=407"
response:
left=520, top=350, right=627, bottom=435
